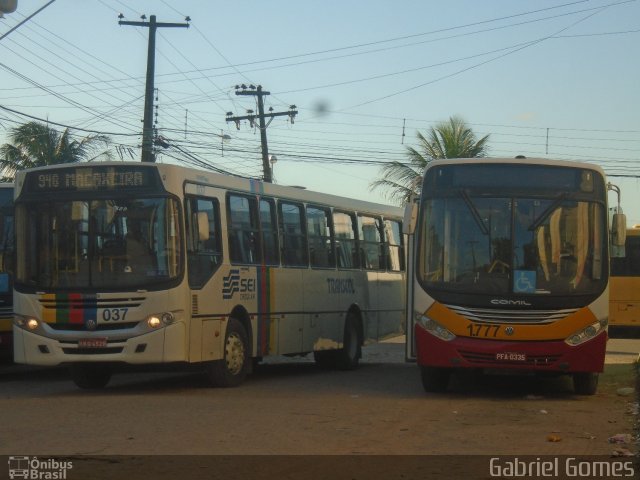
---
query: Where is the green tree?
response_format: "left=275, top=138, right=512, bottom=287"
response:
left=372, top=115, right=490, bottom=204
left=0, top=121, right=113, bottom=180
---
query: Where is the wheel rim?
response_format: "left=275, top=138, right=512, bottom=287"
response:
left=225, top=332, right=245, bottom=375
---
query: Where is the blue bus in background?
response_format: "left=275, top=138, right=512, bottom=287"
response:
left=0, top=183, right=14, bottom=361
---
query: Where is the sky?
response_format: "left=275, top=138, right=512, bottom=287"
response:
left=1, top=0, right=639, bottom=224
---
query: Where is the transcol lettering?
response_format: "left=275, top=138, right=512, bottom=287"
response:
left=327, top=278, right=356, bottom=294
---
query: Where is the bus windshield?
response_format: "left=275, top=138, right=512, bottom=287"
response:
left=418, top=194, right=605, bottom=296
left=16, top=197, right=182, bottom=290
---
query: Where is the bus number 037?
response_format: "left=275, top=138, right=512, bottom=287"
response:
left=102, top=308, right=128, bottom=322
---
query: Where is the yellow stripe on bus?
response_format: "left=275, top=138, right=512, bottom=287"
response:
left=425, top=301, right=597, bottom=341
left=40, top=293, right=58, bottom=323
left=0, top=318, right=12, bottom=332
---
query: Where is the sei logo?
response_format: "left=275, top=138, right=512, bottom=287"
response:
left=222, top=269, right=257, bottom=300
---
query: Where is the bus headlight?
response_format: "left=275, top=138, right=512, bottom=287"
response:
left=147, top=316, right=162, bottom=329
left=14, top=316, right=40, bottom=331
left=146, top=312, right=175, bottom=329
left=565, top=318, right=608, bottom=346
left=415, top=312, right=456, bottom=341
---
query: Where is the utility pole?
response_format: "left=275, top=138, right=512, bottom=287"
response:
left=226, top=85, right=297, bottom=182
left=118, top=14, right=189, bottom=162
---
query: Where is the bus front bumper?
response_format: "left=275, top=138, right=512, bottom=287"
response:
left=414, top=324, right=607, bottom=373
left=13, top=322, right=186, bottom=366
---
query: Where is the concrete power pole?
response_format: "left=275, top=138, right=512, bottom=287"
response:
left=226, top=85, right=297, bottom=182
left=118, top=14, right=189, bottom=162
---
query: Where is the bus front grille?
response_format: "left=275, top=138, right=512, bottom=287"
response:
left=62, top=347, right=124, bottom=355
left=446, top=305, right=579, bottom=325
left=48, top=322, right=138, bottom=331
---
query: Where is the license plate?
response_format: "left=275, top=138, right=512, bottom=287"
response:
left=78, top=338, right=108, bottom=348
left=495, top=352, right=527, bottom=362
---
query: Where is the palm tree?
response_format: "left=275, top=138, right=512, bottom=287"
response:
left=0, top=121, right=113, bottom=180
left=371, top=116, right=490, bottom=204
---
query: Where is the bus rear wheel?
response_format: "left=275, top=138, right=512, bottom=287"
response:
left=420, top=366, right=451, bottom=393
left=334, top=315, right=361, bottom=370
left=70, top=364, right=112, bottom=389
left=573, top=372, right=598, bottom=395
left=207, top=318, right=249, bottom=388
left=313, top=314, right=361, bottom=370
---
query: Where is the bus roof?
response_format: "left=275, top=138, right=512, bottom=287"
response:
left=14, top=161, right=403, bottom=218
left=424, top=157, right=606, bottom=176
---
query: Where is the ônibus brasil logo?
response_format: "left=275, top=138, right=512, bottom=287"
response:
left=8, top=456, right=73, bottom=480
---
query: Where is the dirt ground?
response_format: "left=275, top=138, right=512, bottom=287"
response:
left=1, top=337, right=638, bottom=480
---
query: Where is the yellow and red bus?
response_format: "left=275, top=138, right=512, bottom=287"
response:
left=0, top=183, right=14, bottom=361
left=405, top=158, right=625, bottom=395
left=12, top=162, right=405, bottom=388
left=609, top=226, right=640, bottom=336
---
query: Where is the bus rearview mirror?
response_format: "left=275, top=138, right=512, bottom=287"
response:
left=403, top=202, right=417, bottom=235
left=611, top=213, right=626, bottom=248
left=197, top=212, right=210, bottom=241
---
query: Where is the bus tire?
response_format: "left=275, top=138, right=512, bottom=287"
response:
left=420, top=366, right=450, bottom=393
left=334, top=314, right=361, bottom=371
left=573, top=372, right=598, bottom=395
left=70, top=364, right=112, bottom=389
left=207, top=318, right=249, bottom=388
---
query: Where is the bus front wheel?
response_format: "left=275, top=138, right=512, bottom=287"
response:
left=207, top=318, right=249, bottom=388
left=70, top=364, right=112, bottom=389
left=420, top=366, right=451, bottom=393
left=573, top=372, right=598, bottom=395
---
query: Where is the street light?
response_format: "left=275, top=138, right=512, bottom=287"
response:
left=269, top=155, right=277, bottom=183
left=214, top=130, right=232, bottom=156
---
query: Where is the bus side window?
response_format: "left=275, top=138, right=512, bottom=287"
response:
left=358, top=215, right=383, bottom=270
left=186, top=196, right=222, bottom=289
left=333, top=211, right=358, bottom=269
left=384, top=219, right=405, bottom=272
left=259, top=198, right=279, bottom=265
left=279, top=201, right=307, bottom=267
left=228, top=194, right=261, bottom=265
left=307, top=205, right=334, bottom=268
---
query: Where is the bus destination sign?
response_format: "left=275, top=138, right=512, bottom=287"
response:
left=23, top=166, right=162, bottom=194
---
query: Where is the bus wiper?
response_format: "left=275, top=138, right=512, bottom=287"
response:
left=528, top=192, right=567, bottom=231
left=460, top=189, right=489, bottom=236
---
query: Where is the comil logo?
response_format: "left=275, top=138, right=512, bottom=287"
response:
left=8, top=457, right=73, bottom=479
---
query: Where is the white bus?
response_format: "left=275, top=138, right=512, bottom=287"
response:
left=12, top=162, right=405, bottom=388
left=0, top=183, right=14, bottom=361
